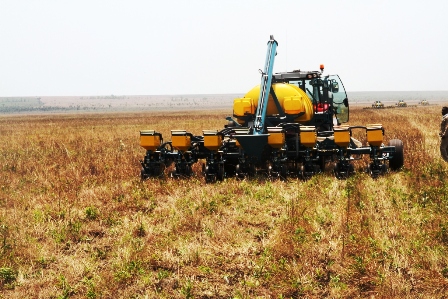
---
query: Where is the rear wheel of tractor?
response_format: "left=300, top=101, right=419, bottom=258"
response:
left=389, top=139, right=404, bottom=171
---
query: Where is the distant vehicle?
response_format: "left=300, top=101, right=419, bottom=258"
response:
left=419, top=99, right=429, bottom=106
left=372, top=101, right=384, bottom=108
left=396, top=100, right=407, bottom=107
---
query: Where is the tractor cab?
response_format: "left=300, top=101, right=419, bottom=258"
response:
left=272, top=69, right=349, bottom=131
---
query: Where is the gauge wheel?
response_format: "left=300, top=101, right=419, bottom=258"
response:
left=280, top=164, right=287, bottom=180
left=141, top=168, right=149, bottom=180
left=217, top=164, right=225, bottom=181
left=185, top=164, right=192, bottom=177
left=236, top=164, right=246, bottom=179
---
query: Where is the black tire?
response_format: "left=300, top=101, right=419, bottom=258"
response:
left=217, top=164, right=225, bottom=181
left=185, top=164, right=192, bottom=177
left=205, top=170, right=216, bottom=184
left=389, top=139, right=404, bottom=171
left=205, top=165, right=217, bottom=183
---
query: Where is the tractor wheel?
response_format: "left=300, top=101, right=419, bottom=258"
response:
left=389, top=139, right=404, bottom=171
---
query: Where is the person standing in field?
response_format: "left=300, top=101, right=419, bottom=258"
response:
left=440, top=106, right=448, bottom=162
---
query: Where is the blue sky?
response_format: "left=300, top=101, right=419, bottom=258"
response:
left=0, top=0, right=447, bottom=96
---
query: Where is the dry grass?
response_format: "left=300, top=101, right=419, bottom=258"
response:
left=1, top=106, right=448, bottom=298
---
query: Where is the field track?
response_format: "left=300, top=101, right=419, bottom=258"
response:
left=1, top=105, right=448, bottom=298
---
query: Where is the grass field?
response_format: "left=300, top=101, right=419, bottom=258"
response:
left=1, top=106, right=448, bottom=298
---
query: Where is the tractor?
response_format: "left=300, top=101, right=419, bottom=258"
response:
left=372, top=101, right=384, bottom=109
left=396, top=100, right=407, bottom=107
left=140, top=36, right=404, bottom=181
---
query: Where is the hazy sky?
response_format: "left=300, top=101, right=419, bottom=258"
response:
left=1, top=0, right=447, bottom=96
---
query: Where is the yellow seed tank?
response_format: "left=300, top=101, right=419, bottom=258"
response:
left=233, top=83, right=314, bottom=124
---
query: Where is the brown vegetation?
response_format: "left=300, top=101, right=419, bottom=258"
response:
left=1, top=106, right=448, bottom=298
